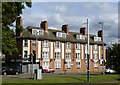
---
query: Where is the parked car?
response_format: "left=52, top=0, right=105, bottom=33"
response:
left=43, top=67, right=55, bottom=73
left=2, top=67, right=20, bottom=75
left=105, top=68, right=116, bottom=74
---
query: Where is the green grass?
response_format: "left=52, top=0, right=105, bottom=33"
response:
left=2, top=74, right=119, bottom=83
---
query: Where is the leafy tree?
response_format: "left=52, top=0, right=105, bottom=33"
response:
left=106, top=43, right=120, bottom=73
left=2, top=2, right=31, bottom=61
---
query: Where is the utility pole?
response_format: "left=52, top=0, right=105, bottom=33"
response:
left=87, top=19, right=90, bottom=82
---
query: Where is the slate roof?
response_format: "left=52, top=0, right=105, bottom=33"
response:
left=17, top=26, right=106, bottom=45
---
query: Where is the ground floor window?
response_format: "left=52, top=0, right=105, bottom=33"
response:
left=43, top=61, right=49, bottom=68
left=76, top=62, right=81, bottom=68
left=66, top=62, right=71, bottom=68
left=55, top=61, right=61, bottom=68
left=94, top=60, right=98, bottom=68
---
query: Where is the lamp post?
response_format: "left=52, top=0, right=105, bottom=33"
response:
left=83, top=19, right=90, bottom=82
left=87, top=19, right=90, bottom=82
left=99, top=22, right=105, bottom=75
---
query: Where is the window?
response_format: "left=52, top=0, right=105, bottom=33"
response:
left=66, top=53, right=71, bottom=59
left=32, top=40, right=36, bottom=47
left=76, top=53, right=80, bottom=59
left=94, top=45, right=98, bottom=50
left=55, top=61, right=61, bottom=68
left=66, top=42, right=71, bottom=48
left=76, top=43, right=80, bottom=49
left=24, top=40, right=28, bottom=46
left=94, top=54, right=98, bottom=60
left=94, top=61, right=98, bottom=67
left=32, top=29, right=44, bottom=35
left=42, top=40, right=49, bottom=47
left=55, top=41, right=61, bottom=48
left=94, top=37, right=101, bottom=41
left=76, top=62, right=81, bottom=68
left=62, top=33, right=66, bottom=38
left=24, top=51, right=27, bottom=58
left=76, top=35, right=82, bottom=39
left=42, top=52, right=49, bottom=58
left=54, top=52, right=60, bottom=59
left=66, top=62, right=71, bottom=68
left=43, top=61, right=49, bottom=67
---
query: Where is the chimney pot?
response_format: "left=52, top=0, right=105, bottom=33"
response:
left=62, top=24, right=69, bottom=35
left=40, top=21, right=48, bottom=31
left=80, top=27, right=86, bottom=35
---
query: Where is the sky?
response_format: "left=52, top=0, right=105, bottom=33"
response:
left=20, top=0, right=119, bottom=47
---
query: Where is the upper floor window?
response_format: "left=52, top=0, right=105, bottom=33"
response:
left=42, top=52, right=49, bottom=58
left=32, top=40, right=36, bottom=47
left=42, top=40, right=49, bottom=47
left=66, top=53, right=71, bottom=59
left=24, top=40, right=28, bottom=47
left=76, top=53, right=80, bottom=59
left=66, top=42, right=71, bottom=49
left=94, top=37, right=101, bottom=41
left=32, top=29, right=44, bottom=35
left=76, top=35, right=82, bottom=39
left=56, top=32, right=66, bottom=38
left=24, top=51, right=28, bottom=58
left=94, top=45, right=98, bottom=50
left=76, top=43, right=80, bottom=50
left=54, top=52, right=60, bottom=59
left=55, top=41, right=61, bottom=48
left=94, top=54, right=98, bottom=60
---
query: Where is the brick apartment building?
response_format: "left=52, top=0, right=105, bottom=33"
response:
left=16, top=17, right=106, bottom=73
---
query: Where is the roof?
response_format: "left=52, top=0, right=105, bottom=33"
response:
left=17, top=26, right=106, bottom=45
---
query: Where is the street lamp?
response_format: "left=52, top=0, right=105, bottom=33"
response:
left=99, top=22, right=105, bottom=75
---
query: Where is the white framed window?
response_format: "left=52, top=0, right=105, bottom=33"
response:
left=32, top=40, right=36, bottom=47
left=42, top=52, right=49, bottom=58
left=98, top=37, right=101, bottom=41
left=55, top=61, right=61, bottom=68
left=62, top=33, right=66, bottom=38
left=43, top=61, right=49, bottom=67
left=94, top=54, right=98, bottom=60
left=54, top=52, right=60, bottom=59
left=24, top=40, right=28, bottom=47
left=42, top=40, right=49, bottom=47
left=66, top=42, right=71, bottom=48
left=94, top=45, right=98, bottom=50
left=76, top=53, right=80, bottom=59
left=24, top=51, right=28, bottom=58
left=66, top=53, right=71, bottom=59
left=76, top=35, right=82, bottom=39
left=32, top=29, right=44, bottom=35
left=56, top=32, right=62, bottom=37
left=55, top=41, right=61, bottom=48
left=66, top=62, right=71, bottom=68
left=94, top=61, right=98, bottom=67
left=76, top=62, right=81, bottom=68
left=76, top=43, right=80, bottom=49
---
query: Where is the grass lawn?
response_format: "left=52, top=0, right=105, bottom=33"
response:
left=2, top=74, right=119, bottom=84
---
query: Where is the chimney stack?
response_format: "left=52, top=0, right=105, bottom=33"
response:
left=62, top=24, right=69, bottom=35
left=80, top=27, right=86, bottom=35
left=40, top=21, right=48, bottom=31
left=98, top=30, right=103, bottom=40
left=16, top=17, right=22, bottom=37
left=16, top=16, right=22, bottom=27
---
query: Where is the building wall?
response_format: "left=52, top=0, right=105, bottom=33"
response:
left=20, top=39, right=106, bottom=73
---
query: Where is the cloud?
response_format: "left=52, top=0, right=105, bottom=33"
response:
left=21, top=2, right=118, bottom=46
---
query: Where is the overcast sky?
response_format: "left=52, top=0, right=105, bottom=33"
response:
left=20, top=0, right=119, bottom=47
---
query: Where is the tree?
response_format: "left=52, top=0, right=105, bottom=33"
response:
left=2, top=2, right=32, bottom=61
left=106, top=43, right=120, bottom=73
